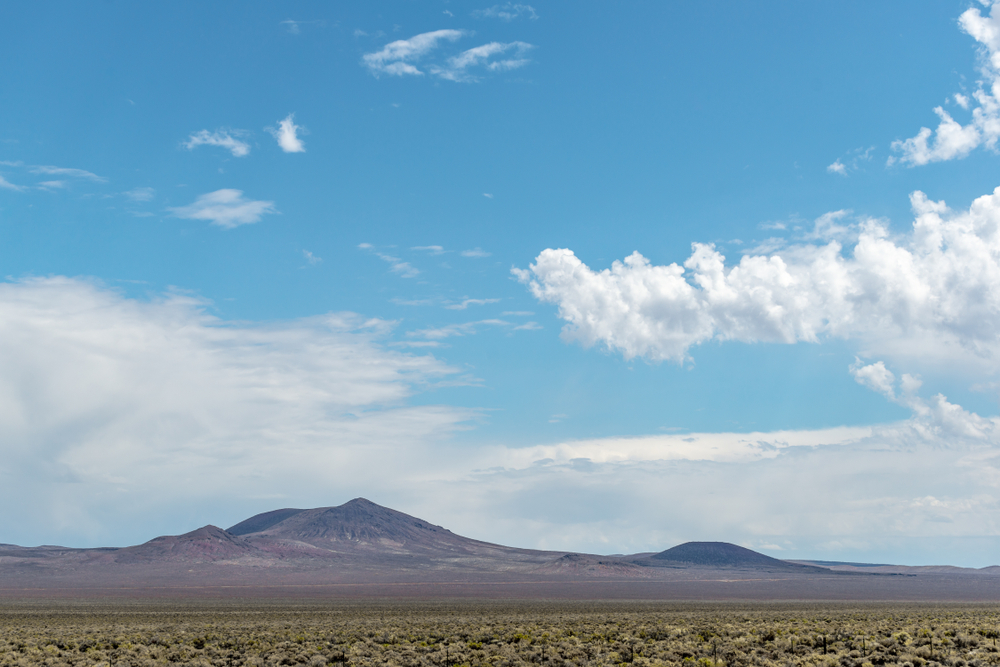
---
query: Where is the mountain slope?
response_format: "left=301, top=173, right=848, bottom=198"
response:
left=241, top=498, right=526, bottom=557
left=112, top=525, right=264, bottom=564
left=228, top=508, right=305, bottom=536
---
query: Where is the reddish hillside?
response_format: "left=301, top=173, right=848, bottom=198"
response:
left=112, top=525, right=263, bottom=564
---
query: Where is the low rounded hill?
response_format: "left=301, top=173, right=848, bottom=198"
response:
left=650, top=542, right=825, bottom=571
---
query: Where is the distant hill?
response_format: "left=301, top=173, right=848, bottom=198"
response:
left=231, top=498, right=554, bottom=562
left=5, top=499, right=1000, bottom=601
left=644, top=541, right=829, bottom=572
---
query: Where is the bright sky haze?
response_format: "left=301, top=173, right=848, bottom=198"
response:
left=4, top=1, right=1000, bottom=567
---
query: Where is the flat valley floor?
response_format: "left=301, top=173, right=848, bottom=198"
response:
left=1, top=600, right=999, bottom=667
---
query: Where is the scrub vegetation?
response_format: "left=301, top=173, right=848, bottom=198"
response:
left=1, top=601, right=999, bottom=667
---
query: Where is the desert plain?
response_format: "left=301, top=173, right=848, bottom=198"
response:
left=3, top=600, right=1000, bottom=667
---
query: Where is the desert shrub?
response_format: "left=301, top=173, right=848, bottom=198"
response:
left=1, top=601, right=1000, bottom=667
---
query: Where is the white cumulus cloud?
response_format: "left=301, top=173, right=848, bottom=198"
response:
left=169, top=189, right=277, bottom=229
left=850, top=359, right=899, bottom=402
left=3, top=282, right=999, bottom=565
left=890, top=2, right=1000, bottom=166
left=516, top=185, right=1000, bottom=369
left=184, top=129, right=251, bottom=157
left=266, top=114, right=306, bottom=153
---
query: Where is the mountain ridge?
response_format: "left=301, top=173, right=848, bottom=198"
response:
left=3, top=498, right=1000, bottom=600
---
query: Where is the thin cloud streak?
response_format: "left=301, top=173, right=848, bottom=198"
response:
left=471, top=4, right=539, bottom=21
left=408, top=319, right=512, bottom=339
left=29, top=165, right=106, bottom=182
left=184, top=129, right=251, bottom=157
left=445, top=298, right=501, bottom=310
left=0, top=175, right=24, bottom=191
left=363, top=30, right=465, bottom=77
left=412, top=245, right=446, bottom=255
left=362, top=30, right=533, bottom=82
left=124, top=187, right=155, bottom=202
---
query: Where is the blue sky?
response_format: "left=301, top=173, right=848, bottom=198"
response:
left=4, top=1, right=1000, bottom=566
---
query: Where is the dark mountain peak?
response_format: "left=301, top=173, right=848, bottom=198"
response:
left=234, top=498, right=479, bottom=552
left=653, top=542, right=796, bottom=569
left=180, top=525, right=230, bottom=539
left=228, top=508, right=304, bottom=536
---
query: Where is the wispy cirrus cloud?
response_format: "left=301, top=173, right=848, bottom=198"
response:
left=0, top=175, right=25, bottom=191
left=461, top=247, right=491, bottom=257
left=392, top=297, right=437, bottom=307
left=168, top=189, right=277, bottom=229
left=408, top=318, right=512, bottom=339
left=363, top=29, right=465, bottom=77
left=358, top=244, right=420, bottom=278
left=280, top=19, right=325, bottom=35
left=471, top=3, right=538, bottom=21
left=0, top=163, right=105, bottom=190
left=124, top=187, right=155, bottom=202
left=827, top=146, right=874, bottom=176
left=183, top=129, right=251, bottom=157
left=29, top=165, right=106, bottom=182
left=362, top=30, right=533, bottom=82
left=408, top=317, right=540, bottom=339
left=411, top=245, right=446, bottom=255
left=432, top=41, right=533, bottom=82
left=380, top=254, right=419, bottom=278
left=266, top=114, right=306, bottom=153
left=445, top=297, right=501, bottom=310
